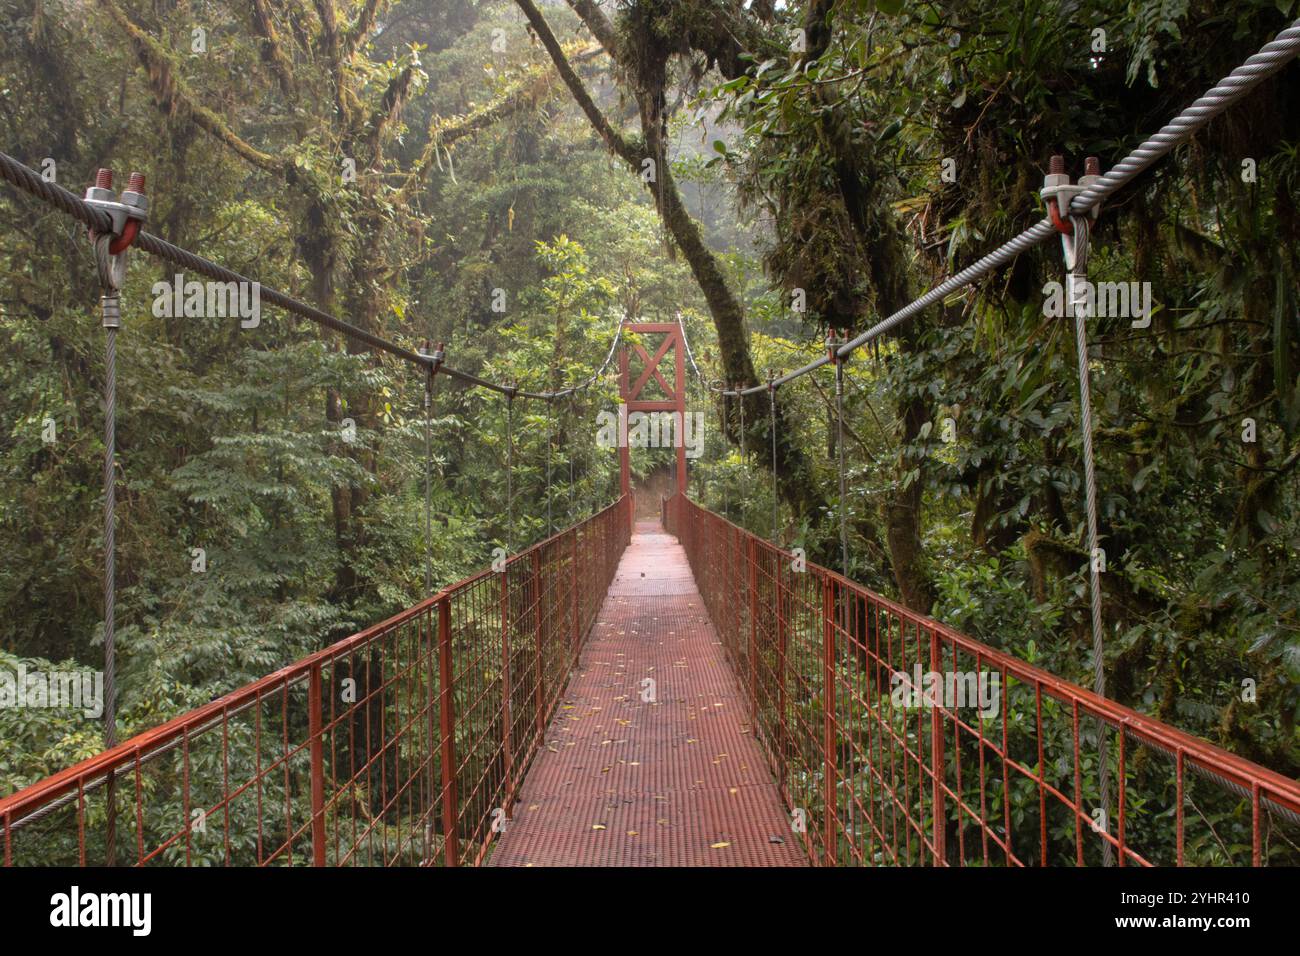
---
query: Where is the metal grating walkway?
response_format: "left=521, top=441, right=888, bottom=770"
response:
left=488, top=520, right=805, bottom=866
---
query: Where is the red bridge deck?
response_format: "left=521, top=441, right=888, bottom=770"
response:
left=489, top=521, right=805, bottom=866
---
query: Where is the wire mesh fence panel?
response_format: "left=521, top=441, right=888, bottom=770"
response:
left=1, top=497, right=631, bottom=867
left=665, top=494, right=1300, bottom=867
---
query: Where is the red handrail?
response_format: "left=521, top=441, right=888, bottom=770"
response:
left=664, top=493, right=1300, bottom=867
left=1, top=496, right=633, bottom=867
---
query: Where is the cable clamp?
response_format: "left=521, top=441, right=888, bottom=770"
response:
left=1041, top=155, right=1102, bottom=236
left=419, top=340, right=446, bottom=375
left=827, top=328, right=848, bottom=364
left=84, top=168, right=148, bottom=254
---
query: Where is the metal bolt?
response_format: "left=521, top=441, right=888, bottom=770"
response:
left=95, top=168, right=113, bottom=189
left=1084, top=156, right=1100, bottom=177
left=118, top=171, right=149, bottom=218
left=1049, top=154, right=1066, bottom=175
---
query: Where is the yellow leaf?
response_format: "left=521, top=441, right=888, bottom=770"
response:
left=711, top=841, right=731, bottom=849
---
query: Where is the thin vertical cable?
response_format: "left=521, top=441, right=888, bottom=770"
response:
left=720, top=394, right=729, bottom=518
left=739, top=386, right=746, bottom=468
left=1066, top=215, right=1113, bottom=867
left=424, top=363, right=433, bottom=596
left=92, top=232, right=125, bottom=868
left=101, top=300, right=118, bottom=866
left=769, top=379, right=778, bottom=542
left=835, top=359, right=848, bottom=577
left=506, top=392, right=515, bottom=552
left=545, top=399, right=553, bottom=536
left=568, top=396, right=576, bottom=524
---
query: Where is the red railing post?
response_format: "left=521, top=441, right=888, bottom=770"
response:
left=570, top=527, right=579, bottom=661
left=425, top=606, right=437, bottom=862
left=437, top=596, right=459, bottom=866
left=776, top=557, right=787, bottom=794
left=534, top=548, right=544, bottom=737
left=748, top=536, right=758, bottom=722
left=19, top=496, right=1300, bottom=869
left=499, top=566, right=514, bottom=797
left=930, top=627, right=946, bottom=865
left=308, top=661, right=326, bottom=866
left=822, top=575, right=836, bottom=866
left=730, top=527, right=740, bottom=660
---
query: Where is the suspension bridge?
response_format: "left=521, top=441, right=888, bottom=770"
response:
left=2, top=19, right=1300, bottom=868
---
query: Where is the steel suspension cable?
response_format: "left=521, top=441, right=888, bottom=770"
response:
left=529, top=319, right=627, bottom=400
left=676, top=310, right=711, bottom=387
left=0, top=17, right=1295, bottom=821
left=0, top=150, right=625, bottom=403
left=712, top=17, right=1300, bottom=399
left=5, top=10, right=1297, bottom=406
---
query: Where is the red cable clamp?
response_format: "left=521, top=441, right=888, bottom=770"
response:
left=420, top=340, right=446, bottom=373
left=83, top=168, right=148, bottom=253
left=826, top=328, right=848, bottom=363
left=1040, top=155, right=1102, bottom=236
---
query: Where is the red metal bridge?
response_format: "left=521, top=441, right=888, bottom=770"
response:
left=3, top=494, right=1299, bottom=867
left=5, top=22, right=1300, bottom=864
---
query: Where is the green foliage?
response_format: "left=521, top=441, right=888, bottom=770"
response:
left=1, top=0, right=1298, bottom=868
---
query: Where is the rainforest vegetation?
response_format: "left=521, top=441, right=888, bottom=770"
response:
left=1, top=0, right=1298, bottom=864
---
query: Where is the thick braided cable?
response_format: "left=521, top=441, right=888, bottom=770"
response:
left=1065, top=19, right=1300, bottom=216
left=711, top=18, right=1300, bottom=398
left=6, top=8, right=1300, bottom=404
left=0, top=151, right=623, bottom=401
